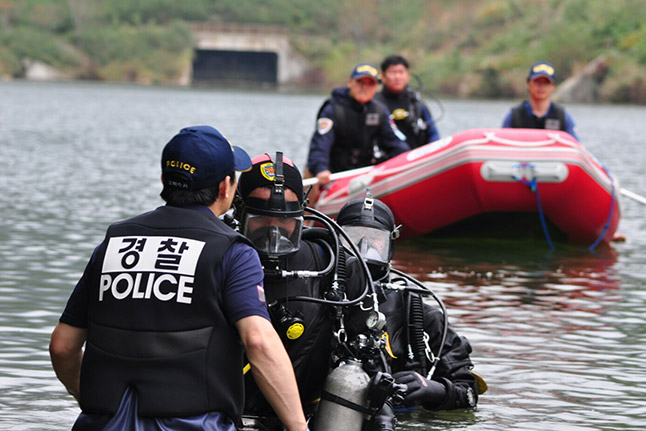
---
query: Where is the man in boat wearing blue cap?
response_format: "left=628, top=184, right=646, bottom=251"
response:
left=49, top=126, right=308, bottom=431
left=306, top=62, right=410, bottom=187
left=502, top=61, right=579, bottom=140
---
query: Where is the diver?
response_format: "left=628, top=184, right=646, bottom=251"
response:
left=337, top=194, right=486, bottom=411
left=237, top=153, right=399, bottom=431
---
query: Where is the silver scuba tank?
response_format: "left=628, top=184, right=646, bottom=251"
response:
left=313, top=359, right=371, bottom=431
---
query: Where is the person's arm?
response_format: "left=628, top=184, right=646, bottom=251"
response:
left=420, top=103, right=440, bottom=143
left=306, top=103, right=336, bottom=177
left=501, top=110, right=513, bottom=128
left=49, top=322, right=87, bottom=402
left=50, top=251, right=95, bottom=402
left=564, top=111, right=579, bottom=141
left=220, top=243, right=307, bottom=430
left=236, top=315, right=308, bottom=431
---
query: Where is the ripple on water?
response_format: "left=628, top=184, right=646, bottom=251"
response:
left=2, top=82, right=646, bottom=431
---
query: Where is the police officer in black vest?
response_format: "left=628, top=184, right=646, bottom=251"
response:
left=502, top=61, right=579, bottom=140
left=374, top=55, right=440, bottom=149
left=306, top=63, right=410, bottom=188
left=49, top=126, right=307, bottom=431
left=337, top=196, right=485, bottom=412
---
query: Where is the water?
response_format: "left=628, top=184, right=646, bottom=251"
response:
left=1, top=81, right=645, bottom=430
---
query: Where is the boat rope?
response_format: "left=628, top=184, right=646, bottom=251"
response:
left=513, top=162, right=555, bottom=250
left=587, top=164, right=617, bottom=252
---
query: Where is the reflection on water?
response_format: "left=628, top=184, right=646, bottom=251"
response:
left=1, top=81, right=646, bottom=431
left=392, top=239, right=645, bottom=430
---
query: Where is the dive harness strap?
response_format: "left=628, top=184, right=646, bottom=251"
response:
left=320, top=390, right=373, bottom=416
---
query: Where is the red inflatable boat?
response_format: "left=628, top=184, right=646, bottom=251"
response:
left=307, top=128, right=621, bottom=246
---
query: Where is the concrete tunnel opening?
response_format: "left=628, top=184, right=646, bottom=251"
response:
left=192, top=49, right=278, bottom=85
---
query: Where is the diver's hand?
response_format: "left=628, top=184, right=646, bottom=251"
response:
left=392, top=370, right=446, bottom=407
left=364, top=401, right=396, bottom=431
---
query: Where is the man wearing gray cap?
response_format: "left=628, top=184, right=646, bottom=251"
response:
left=50, top=126, right=308, bottom=431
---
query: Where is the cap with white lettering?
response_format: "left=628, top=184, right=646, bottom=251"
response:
left=161, top=125, right=252, bottom=190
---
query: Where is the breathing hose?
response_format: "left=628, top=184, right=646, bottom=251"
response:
left=411, top=73, right=445, bottom=124
left=389, top=268, right=448, bottom=378
left=407, top=293, right=428, bottom=377
left=271, top=207, right=375, bottom=307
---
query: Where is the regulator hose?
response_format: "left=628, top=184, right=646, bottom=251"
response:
left=411, top=73, right=445, bottom=124
left=389, top=268, right=448, bottom=377
left=407, top=293, right=428, bottom=376
left=271, top=207, right=374, bottom=307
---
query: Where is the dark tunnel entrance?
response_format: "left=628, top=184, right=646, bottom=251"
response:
left=192, top=49, right=278, bottom=85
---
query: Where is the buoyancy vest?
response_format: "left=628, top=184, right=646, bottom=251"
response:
left=323, top=97, right=384, bottom=173
left=510, top=101, right=567, bottom=131
left=81, top=205, right=250, bottom=420
left=375, top=88, right=428, bottom=148
left=244, top=238, right=335, bottom=416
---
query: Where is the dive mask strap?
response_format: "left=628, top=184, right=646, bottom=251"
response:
left=361, top=189, right=375, bottom=222
left=269, top=151, right=285, bottom=210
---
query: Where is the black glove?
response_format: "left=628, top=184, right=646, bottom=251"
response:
left=392, top=370, right=446, bottom=408
left=363, top=401, right=396, bottom=431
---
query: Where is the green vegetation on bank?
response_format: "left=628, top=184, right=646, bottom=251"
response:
left=1, top=0, right=645, bottom=102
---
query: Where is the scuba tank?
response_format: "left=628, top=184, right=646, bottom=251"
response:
left=314, top=360, right=371, bottom=431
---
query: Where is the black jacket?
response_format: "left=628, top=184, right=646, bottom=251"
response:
left=380, top=288, right=479, bottom=410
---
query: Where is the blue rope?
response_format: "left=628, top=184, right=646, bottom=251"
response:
left=514, top=163, right=555, bottom=251
left=587, top=165, right=617, bottom=252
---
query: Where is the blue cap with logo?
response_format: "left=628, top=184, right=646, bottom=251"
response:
left=162, top=125, right=252, bottom=190
left=350, top=63, right=381, bottom=82
left=527, top=61, right=556, bottom=83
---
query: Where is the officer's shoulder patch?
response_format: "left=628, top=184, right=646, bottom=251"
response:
left=317, top=117, right=334, bottom=135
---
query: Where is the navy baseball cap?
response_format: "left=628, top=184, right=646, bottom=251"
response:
left=350, top=63, right=381, bottom=82
left=162, top=125, right=252, bottom=190
left=527, top=62, right=556, bottom=83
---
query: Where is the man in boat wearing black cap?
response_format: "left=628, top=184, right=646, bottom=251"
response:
left=502, top=61, right=579, bottom=140
left=374, top=54, right=440, bottom=149
left=305, top=62, right=410, bottom=188
left=49, top=126, right=307, bottom=431
left=337, top=194, right=486, bottom=412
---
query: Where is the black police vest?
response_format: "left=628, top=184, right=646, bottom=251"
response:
left=375, top=88, right=428, bottom=148
left=81, top=205, right=250, bottom=420
left=510, top=102, right=567, bottom=131
left=244, top=239, right=335, bottom=416
left=328, top=100, right=383, bottom=172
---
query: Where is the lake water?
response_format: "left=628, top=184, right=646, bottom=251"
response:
left=1, top=81, right=645, bottom=430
